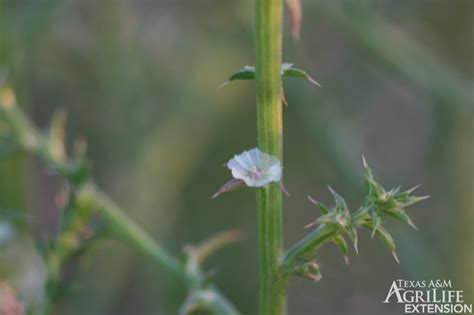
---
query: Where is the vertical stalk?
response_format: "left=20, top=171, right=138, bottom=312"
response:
left=254, top=0, right=285, bottom=314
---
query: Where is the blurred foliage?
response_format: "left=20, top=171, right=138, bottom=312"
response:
left=0, top=0, right=472, bottom=314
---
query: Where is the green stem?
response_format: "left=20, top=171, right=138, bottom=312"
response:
left=0, top=87, right=239, bottom=315
left=282, top=208, right=369, bottom=268
left=282, top=224, right=336, bottom=268
left=76, top=183, right=190, bottom=284
left=254, top=0, right=285, bottom=314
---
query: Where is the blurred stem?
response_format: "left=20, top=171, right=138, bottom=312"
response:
left=254, top=0, right=286, bottom=314
left=76, top=183, right=190, bottom=283
left=0, top=155, right=25, bottom=211
left=0, top=0, right=26, bottom=218
left=0, top=87, right=239, bottom=315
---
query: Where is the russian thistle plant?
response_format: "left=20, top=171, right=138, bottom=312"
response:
left=0, top=1, right=429, bottom=314
left=214, top=1, right=428, bottom=314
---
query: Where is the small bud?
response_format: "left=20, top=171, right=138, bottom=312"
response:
left=333, top=235, right=349, bottom=264
left=291, top=261, right=321, bottom=282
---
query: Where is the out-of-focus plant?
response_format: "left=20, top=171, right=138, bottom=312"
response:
left=0, top=1, right=433, bottom=314
left=213, top=1, right=428, bottom=314
left=0, top=87, right=240, bottom=315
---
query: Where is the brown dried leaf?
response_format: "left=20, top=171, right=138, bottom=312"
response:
left=285, top=0, right=302, bottom=40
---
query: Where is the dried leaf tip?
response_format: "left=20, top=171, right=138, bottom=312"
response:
left=280, top=181, right=290, bottom=197
left=327, top=185, right=336, bottom=195
left=303, top=220, right=318, bottom=230
left=218, top=80, right=230, bottom=88
left=344, top=255, right=350, bottom=265
left=362, top=155, right=368, bottom=168
left=285, top=0, right=302, bottom=40
left=306, top=75, right=322, bottom=87
left=392, top=251, right=400, bottom=264
left=212, top=179, right=246, bottom=199
left=307, top=195, right=318, bottom=205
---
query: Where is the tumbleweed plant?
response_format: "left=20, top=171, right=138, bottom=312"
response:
left=214, top=1, right=427, bottom=315
left=0, top=1, right=430, bottom=315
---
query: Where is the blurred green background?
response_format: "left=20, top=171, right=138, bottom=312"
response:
left=0, top=0, right=472, bottom=314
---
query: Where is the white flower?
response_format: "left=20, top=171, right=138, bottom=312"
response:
left=227, top=148, right=282, bottom=187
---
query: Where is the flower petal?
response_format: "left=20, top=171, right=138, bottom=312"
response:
left=227, top=148, right=282, bottom=187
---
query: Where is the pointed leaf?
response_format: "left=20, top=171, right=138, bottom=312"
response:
left=282, top=65, right=321, bottom=87
left=406, top=195, right=430, bottom=205
left=219, top=66, right=255, bottom=87
left=386, top=209, right=418, bottom=230
left=369, top=208, right=381, bottom=238
left=375, top=225, right=395, bottom=252
left=220, top=63, right=321, bottom=88
left=387, top=186, right=402, bottom=197
left=307, top=196, right=330, bottom=215
left=362, top=155, right=373, bottom=179
left=346, top=226, right=359, bottom=255
left=304, top=213, right=333, bottom=229
left=362, top=158, right=385, bottom=199
left=406, top=184, right=421, bottom=195
left=363, top=223, right=396, bottom=253
left=333, top=235, right=349, bottom=264
left=328, top=186, right=347, bottom=213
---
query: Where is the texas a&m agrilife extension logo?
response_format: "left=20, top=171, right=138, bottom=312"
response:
left=383, top=279, right=472, bottom=314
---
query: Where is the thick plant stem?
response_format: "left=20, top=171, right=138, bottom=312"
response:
left=254, top=0, right=286, bottom=314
